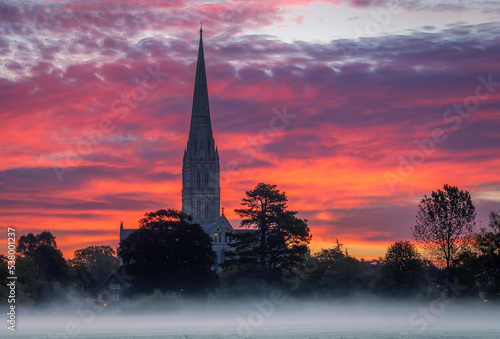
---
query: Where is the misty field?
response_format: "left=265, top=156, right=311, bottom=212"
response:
left=4, top=301, right=500, bottom=338
left=7, top=329, right=500, bottom=339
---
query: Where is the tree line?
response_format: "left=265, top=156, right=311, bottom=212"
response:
left=0, top=235, right=120, bottom=306
left=2, top=183, right=499, bottom=309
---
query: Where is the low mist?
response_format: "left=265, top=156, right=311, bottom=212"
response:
left=6, top=296, right=500, bottom=339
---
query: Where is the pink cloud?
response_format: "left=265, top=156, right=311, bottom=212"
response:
left=1, top=1, right=499, bottom=258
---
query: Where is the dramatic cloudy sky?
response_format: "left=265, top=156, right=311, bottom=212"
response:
left=1, top=0, right=499, bottom=258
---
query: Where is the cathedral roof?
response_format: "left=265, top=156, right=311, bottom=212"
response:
left=204, top=212, right=234, bottom=234
left=119, top=227, right=137, bottom=243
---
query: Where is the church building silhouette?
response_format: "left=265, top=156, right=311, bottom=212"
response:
left=120, top=28, right=236, bottom=268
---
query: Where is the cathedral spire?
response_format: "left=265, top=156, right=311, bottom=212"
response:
left=191, top=27, right=210, bottom=127
left=182, top=28, right=220, bottom=227
left=185, top=26, right=217, bottom=159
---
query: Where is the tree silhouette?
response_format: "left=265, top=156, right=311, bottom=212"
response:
left=474, top=210, right=500, bottom=299
left=412, top=184, right=476, bottom=277
left=32, top=244, right=73, bottom=286
left=17, top=231, right=57, bottom=257
left=118, top=209, right=218, bottom=296
left=374, top=240, right=426, bottom=297
left=225, top=183, right=311, bottom=283
left=314, top=240, right=346, bottom=268
left=73, top=245, right=120, bottom=287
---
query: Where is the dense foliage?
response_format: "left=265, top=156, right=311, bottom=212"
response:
left=17, top=231, right=57, bottom=257
left=118, top=209, right=219, bottom=296
left=73, top=245, right=120, bottom=287
left=223, top=183, right=311, bottom=283
left=374, top=241, right=426, bottom=297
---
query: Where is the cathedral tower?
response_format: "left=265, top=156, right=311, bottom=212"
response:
left=182, top=27, right=220, bottom=227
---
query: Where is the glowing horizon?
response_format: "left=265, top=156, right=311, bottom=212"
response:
left=1, top=0, right=499, bottom=260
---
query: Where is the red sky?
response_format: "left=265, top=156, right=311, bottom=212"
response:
left=1, top=0, right=499, bottom=259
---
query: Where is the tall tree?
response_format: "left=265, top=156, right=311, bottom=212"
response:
left=118, top=209, right=218, bottom=296
left=15, top=234, right=75, bottom=304
left=475, top=210, right=500, bottom=299
left=225, top=183, right=311, bottom=283
left=374, top=240, right=426, bottom=297
left=412, top=184, right=476, bottom=277
left=32, top=244, right=73, bottom=286
left=17, top=231, right=57, bottom=257
left=73, top=245, right=120, bottom=287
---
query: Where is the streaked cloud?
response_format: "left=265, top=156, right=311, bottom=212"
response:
left=1, top=0, right=499, bottom=258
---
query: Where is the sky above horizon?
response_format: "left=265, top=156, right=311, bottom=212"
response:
left=1, top=0, right=500, bottom=259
